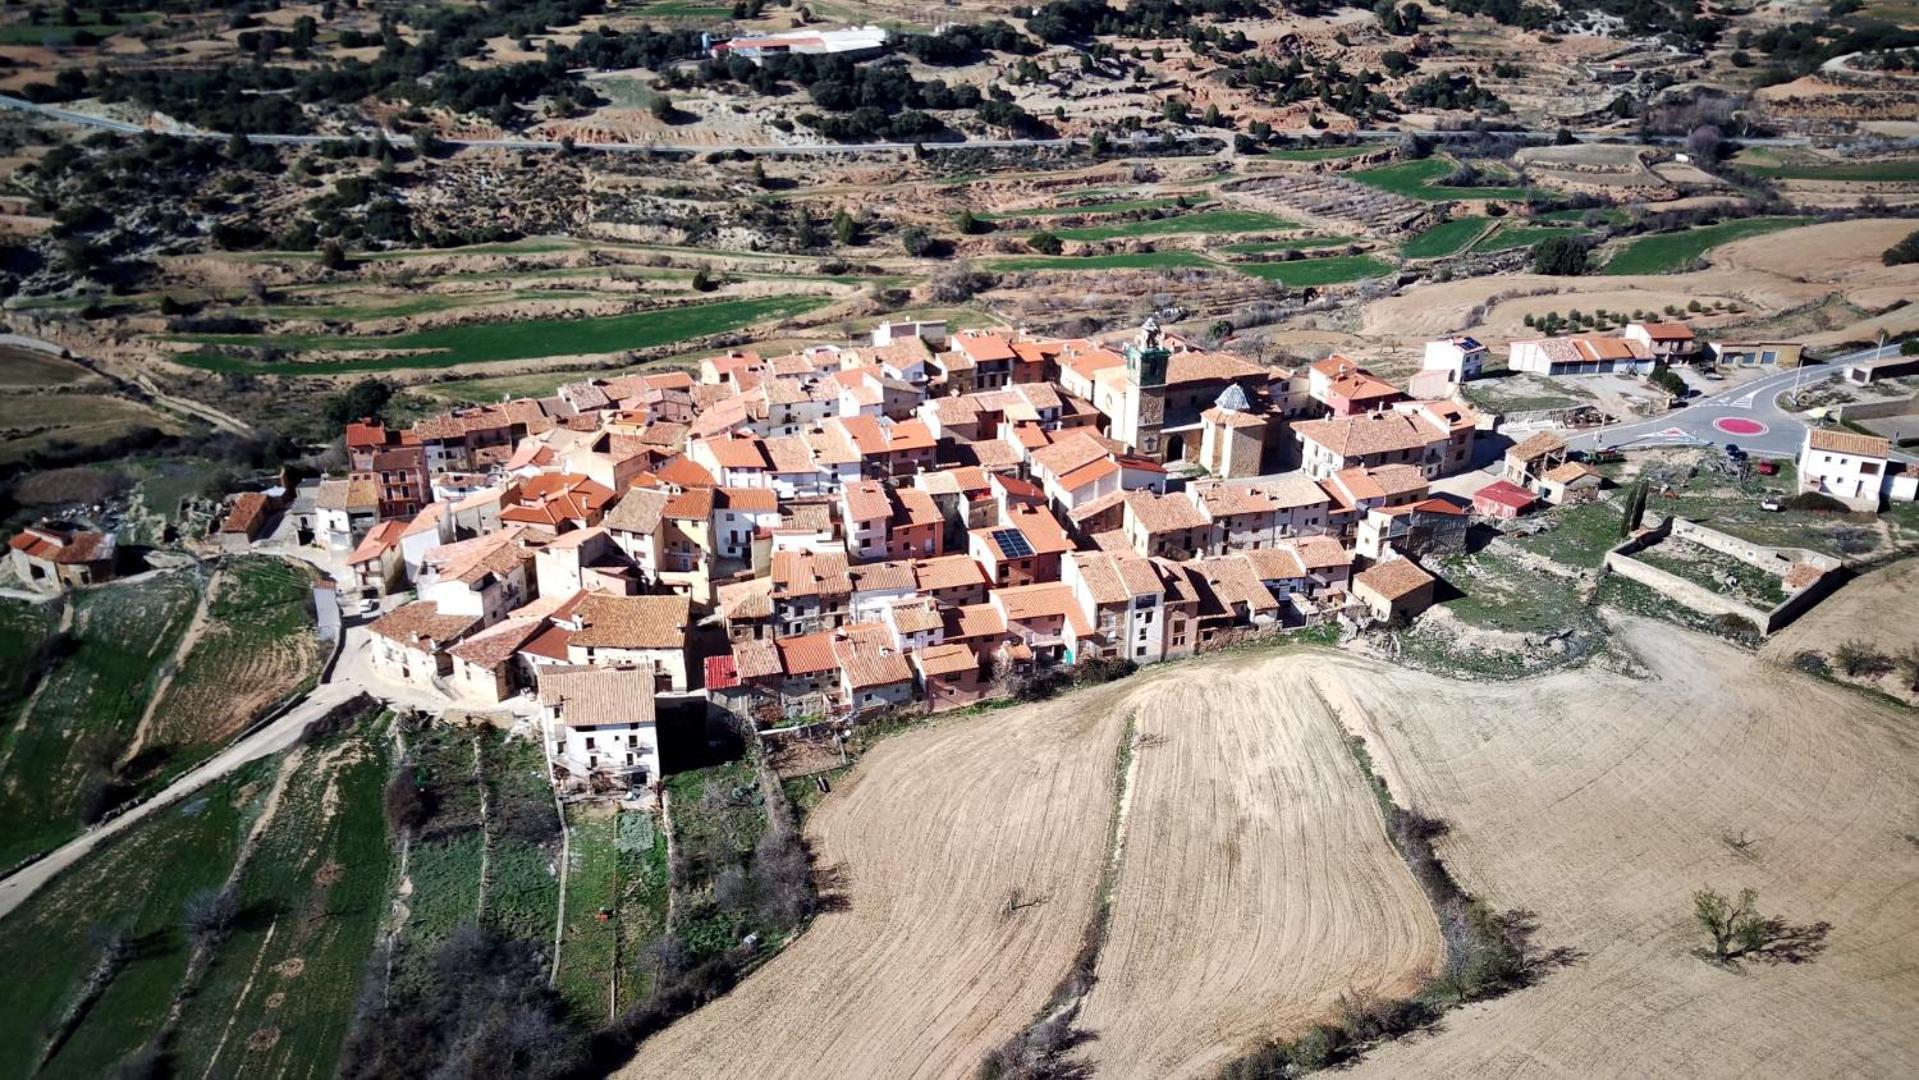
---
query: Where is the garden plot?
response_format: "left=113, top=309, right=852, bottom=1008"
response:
left=1226, top=173, right=1429, bottom=235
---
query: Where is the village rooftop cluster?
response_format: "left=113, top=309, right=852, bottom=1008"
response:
left=21, top=316, right=1909, bottom=794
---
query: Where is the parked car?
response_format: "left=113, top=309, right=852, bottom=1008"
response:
left=1755, top=460, right=1779, bottom=476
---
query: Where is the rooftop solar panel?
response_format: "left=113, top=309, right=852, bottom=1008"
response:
left=991, top=528, right=1034, bottom=558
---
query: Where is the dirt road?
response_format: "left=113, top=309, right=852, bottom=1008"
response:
left=619, top=689, right=1132, bottom=1079
left=0, top=680, right=364, bottom=922
left=1076, top=664, right=1442, bottom=1078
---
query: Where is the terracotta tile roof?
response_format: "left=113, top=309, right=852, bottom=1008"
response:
left=717, top=487, right=778, bottom=513
left=1193, top=554, right=1280, bottom=613
left=849, top=559, right=916, bottom=593
left=402, top=502, right=449, bottom=539
left=1807, top=429, right=1889, bottom=458
left=914, top=554, right=988, bottom=592
left=1124, top=490, right=1210, bottom=534
left=1071, top=551, right=1164, bottom=605
left=776, top=630, right=840, bottom=675
left=733, top=637, right=782, bottom=680
left=369, top=601, right=478, bottom=650
left=663, top=488, right=715, bottom=521
left=953, top=331, right=1016, bottom=363
left=993, top=581, right=1082, bottom=623
left=9, top=524, right=114, bottom=564
left=717, top=576, right=775, bottom=621
left=895, top=487, right=943, bottom=529
left=1242, top=546, right=1307, bottom=580
left=1508, top=432, right=1567, bottom=461
left=1068, top=488, right=1129, bottom=524
left=1541, top=461, right=1601, bottom=485
left=1294, top=412, right=1445, bottom=458
left=944, top=602, right=1006, bottom=639
left=978, top=504, right=1073, bottom=558
left=538, top=665, right=656, bottom=728
left=1288, top=535, right=1352, bottom=570
left=834, top=625, right=913, bottom=689
left=450, top=617, right=545, bottom=669
left=888, top=598, right=945, bottom=634
left=804, top=424, right=862, bottom=466
left=604, top=488, right=670, bottom=535
left=1057, top=457, right=1120, bottom=492
left=316, top=475, right=380, bottom=512
left=914, top=467, right=991, bottom=497
left=1356, top=558, right=1435, bottom=602
left=1192, top=482, right=1277, bottom=518
left=1166, top=350, right=1265, bottom=386
left=1635, top=320, right=1694, bottom=341
left=349, top=519, right=407, bottom=565
left=521, top=622, right=575, bottom=661
left=565, top=593, right=690, bottom=650
left=705, top=436, right=770, bottom=470
left=1253, top=472, right=1333, bottom=510
left=771, top=549, right=852, bottom=598
left=1368, top=464, right=1430, bottom=498
left=1029, top=433, right=1111, bottom=479
left=843, top=479, right=893, bottom=523
left=762, top=435, right=819, bottom=474
left=914, top=643, right=979, bottom=677
left=654, top=456, right=718, bottom=489
left=425, top=529, right=528, bottom=586
left=219, top=492, right=269, bottom=536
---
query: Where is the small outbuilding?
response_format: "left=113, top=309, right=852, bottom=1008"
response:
left=1473, top=479, right=1537, bottom=520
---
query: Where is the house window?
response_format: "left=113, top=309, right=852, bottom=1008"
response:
left=584, top=736, right=596, bottom=749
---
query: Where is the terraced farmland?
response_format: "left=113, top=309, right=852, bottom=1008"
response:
left=1052, top=209, right=1295, bottom=241
left=1602, top=217, right=1811, bottom=275
left=140, top=556, right=326, bottom=774
left=0, top=573, right=202, bottom=870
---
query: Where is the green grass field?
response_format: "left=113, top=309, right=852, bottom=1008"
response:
left=987, top=250, right=1218, bottom=271
left=1473, top=224, right=1590, bottom=253
left=613, top=810, right=670, bottom=1011
left=556, top=806, right=620, bottom=1023
left=1505, top=496, right=1627, bottom=570
left=1264, top=144, right=1375, bottom=161
left=0, top=763, right=263, bottom=1078
left=1351, top=158, right=1528, bottom=201
left=1051, top=209, right=1296, bottom=241
left=1733, top=153, right=1919, bottom=182
left=143, top=557, right=323, bottom=773
left=173, top=294, right=830, bottom=375
left=1235, top=254, right=1393, bottom=286
left=1217, top=236, right=1355, bottom=253
left=0, top=574, right=202, bottom=870
left=1601, top=217, right=1810, bottom=275
left=1536, top=206, right=1628, bottom=224
left=0, top=598, right=56, bottom=728
left=1401, top=218, right=1492, bottom=258
left=0, top=347, right=94, bottom=387
left=665, top=759, right=770, bottom=961
left=170, top=717, right=394, bottom=1079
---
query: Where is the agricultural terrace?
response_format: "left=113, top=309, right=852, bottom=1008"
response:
left=1601, top=217, right=1812, bottom=276
left=138, top=556, right=327, bottom=778
left=0, top=573, right=201, bottom=870
left=1473, top=224, right=1590, bottom=253
left=1351, top=158, right=1529, bottom=201
left=1265, top=144, right=1377, bottom=161
left=1401, top=218, right=1492, bottom=259
left=0, top=347, right=96, bottom=388
left=0, top=760, right=267, bottom=1078
left=174, top=294, right=831, bottom=376
left=1237, top=255, right=1394, bottom=286
left=387, top=725, right=562, bottom=997
left=169, top=715, right=395, bottom=1079
left=552, top=804, right=670, bottom=1022
left=1051, top=209, right=1297, bottom=241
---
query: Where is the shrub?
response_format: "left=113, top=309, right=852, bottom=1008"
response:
left=1027, top=231, right=1064, bottom=255
left=1533, top=234, right=1589, bottom=275
left=1784, top=491, right=1848, bottom=513
left=1833, top=639, right=1890, bottom=677
left=1884, top=228, right=1919, bottom=267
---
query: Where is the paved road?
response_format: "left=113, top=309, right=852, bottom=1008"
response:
left=1563, top=343, right=1907, bottom=459
left=0, top=92, right=1871, bottom=156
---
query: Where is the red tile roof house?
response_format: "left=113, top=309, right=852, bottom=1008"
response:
left=367, top=601, right=480, bottom=693
left=347, top=519, right=408, bottom=598
left=1353, top=557, right=1439, bottom=624
left=1473, top=479, right=1537, bottom=520
left=914, top=642, right=989, bottom=712
left=968, top=503, right=1073, bottom=586
left=8, top=523, right=116, bottom=593
left=216, top=492, right=271, bottom=554
left=554, top=592, right=694, bottom=692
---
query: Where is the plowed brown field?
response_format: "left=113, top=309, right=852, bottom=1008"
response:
left=621, top=688, right=1132, bottom=1079
left=1324, top=619, right=1919, bottom=1079
left=1076, top=665, right=1442, bottom=1078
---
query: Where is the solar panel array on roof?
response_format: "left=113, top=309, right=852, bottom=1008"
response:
left=992, top=528, right=1034, bottom=558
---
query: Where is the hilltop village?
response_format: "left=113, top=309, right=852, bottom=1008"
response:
left=91, top=313, right=1895, bottom=794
